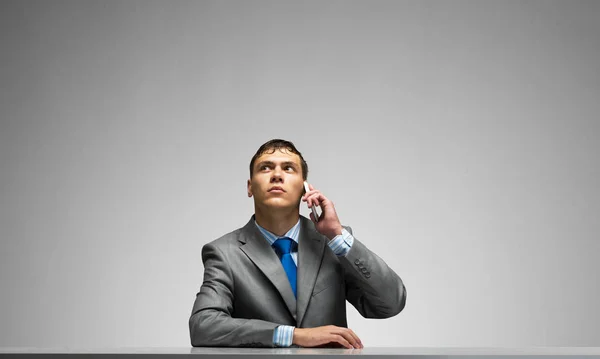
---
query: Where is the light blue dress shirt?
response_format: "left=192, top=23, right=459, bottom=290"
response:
left=254, top=218, right=355, bottom=347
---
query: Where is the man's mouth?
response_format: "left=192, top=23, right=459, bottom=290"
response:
left=268, top=186, right=285, bottom=192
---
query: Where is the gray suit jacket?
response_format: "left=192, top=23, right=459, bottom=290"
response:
left=189, top=215, right=406, bottom=347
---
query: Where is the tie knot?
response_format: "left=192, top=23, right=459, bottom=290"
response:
left=273, top=237, right=295, bottom=255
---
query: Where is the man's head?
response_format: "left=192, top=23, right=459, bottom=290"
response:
left=247, top=139, right=308, bottom=212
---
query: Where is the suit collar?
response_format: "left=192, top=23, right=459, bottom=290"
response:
left=296, top=216, right=326, bottom=326
left=238, top=215, right=326, bottom=326
left=254, top=218, right=301, bottom=246
left=238, top=215, right=298, bottom=320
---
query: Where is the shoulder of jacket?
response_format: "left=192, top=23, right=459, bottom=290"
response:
left=203, top=227, right=244, bottom=249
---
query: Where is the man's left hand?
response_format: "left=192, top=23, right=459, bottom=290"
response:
left=302, top=183, right=343, bottom=240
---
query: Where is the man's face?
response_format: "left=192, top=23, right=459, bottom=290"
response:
left=247, top=148, right=304, bottom=211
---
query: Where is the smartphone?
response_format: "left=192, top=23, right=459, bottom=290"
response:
left=303, top=181, right=320, bottom=222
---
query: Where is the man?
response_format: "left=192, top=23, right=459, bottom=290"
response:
left=189, top=139, right=406, bottom=348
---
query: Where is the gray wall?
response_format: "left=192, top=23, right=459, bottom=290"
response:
left=1, top=0, right=599, bottom=348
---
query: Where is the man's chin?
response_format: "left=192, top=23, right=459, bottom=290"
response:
left=260, top=199, right=298, bottom=210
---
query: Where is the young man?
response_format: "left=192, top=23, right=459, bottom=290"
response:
left=189, top=139, right=406, bottom=348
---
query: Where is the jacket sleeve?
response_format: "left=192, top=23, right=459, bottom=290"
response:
left=189, top=243, right=280, bottom=347
left=339, top=227, right=407, bottom=318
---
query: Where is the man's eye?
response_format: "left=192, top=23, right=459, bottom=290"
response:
left=285, top=166, right=294, bottom=171
left=261, top=165, right=271, bottom=170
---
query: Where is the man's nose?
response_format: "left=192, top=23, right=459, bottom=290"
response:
left=270, top=167, right=283, bottom=182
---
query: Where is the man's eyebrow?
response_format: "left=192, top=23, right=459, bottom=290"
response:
left=281, top=161, right=299, bottom=167
left=256, top=161, right=274, bottom=167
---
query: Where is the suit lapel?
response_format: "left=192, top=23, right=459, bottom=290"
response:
left=238, top=217, right=297, bottom=321
left=296, top=216, right=326, bottom=326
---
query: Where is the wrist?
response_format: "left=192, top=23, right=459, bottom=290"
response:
left=326, top=226, right=343, bottom=241
left=292, top=327, right=303, bottom=346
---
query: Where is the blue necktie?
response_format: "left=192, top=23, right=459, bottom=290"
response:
left=273, top=237, right=297, bottom=298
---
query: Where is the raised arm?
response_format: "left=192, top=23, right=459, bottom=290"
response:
left=302, top=184, right=407, bottom=319
left=340, top=234, right=407, bottom=318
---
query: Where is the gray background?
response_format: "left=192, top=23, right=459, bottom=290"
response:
left=1, top=0, right=599, bottom=349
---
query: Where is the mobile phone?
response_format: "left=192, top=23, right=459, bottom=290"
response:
left=303, top=181, right=319, bottom=222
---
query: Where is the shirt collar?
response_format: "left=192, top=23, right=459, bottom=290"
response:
left=254, top=218, right=301, bottom=246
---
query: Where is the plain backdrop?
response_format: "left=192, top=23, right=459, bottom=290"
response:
left=1, top=0, right=599, bottom=348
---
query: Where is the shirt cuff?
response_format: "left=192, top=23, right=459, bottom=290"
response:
left=273, top=325, right=295, bottom=347
left=327, top=228, right=354, bottom=257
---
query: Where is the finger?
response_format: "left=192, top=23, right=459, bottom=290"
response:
left=303, top=189, right=320, bottom=200
left=335, top=329, right=359, bottom=349
left=307, top=196, right=321, bottom=208
left=306, top=192, right=324, bottom=207
left=302, top=190, right=319, bottom=203
left=329, top=334, right=352, bottom=349
left=307, top=196, right=320, bottom=208
left=302, top=191, right=315, bottom=198
left=309, top=212, right=316, bottom=223
left=308, top=191, right=332, bottom=208
left=346, top=328, right=363, bottom=348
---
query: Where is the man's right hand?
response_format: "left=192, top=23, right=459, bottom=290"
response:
left=292, top=325, right=363, bottom=349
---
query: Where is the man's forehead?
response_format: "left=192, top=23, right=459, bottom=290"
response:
left=255, top=148, right=301, bottom=164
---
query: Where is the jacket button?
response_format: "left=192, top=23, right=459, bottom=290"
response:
left=361, top=268, right=368, bottom=273
left=354, top=259, right=360, bottom=265
left=365, top=273, right=371, bottom=278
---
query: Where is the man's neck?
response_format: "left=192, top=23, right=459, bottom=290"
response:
left=254, top=206, right=300, bottom=237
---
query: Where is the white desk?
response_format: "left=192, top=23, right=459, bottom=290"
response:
left=2, top=347, right=600, bottom=358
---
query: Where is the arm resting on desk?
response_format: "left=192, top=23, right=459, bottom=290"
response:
left=189, top=243, right=278, bottom=347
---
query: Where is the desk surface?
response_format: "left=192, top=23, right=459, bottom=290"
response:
left=2, top=347, right=600, bottom=357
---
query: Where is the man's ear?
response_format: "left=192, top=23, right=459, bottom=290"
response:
left=247, top=179, right=253, bottom=197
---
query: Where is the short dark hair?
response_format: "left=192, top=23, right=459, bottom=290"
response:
left=249, top=139, right=308, bottom=180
